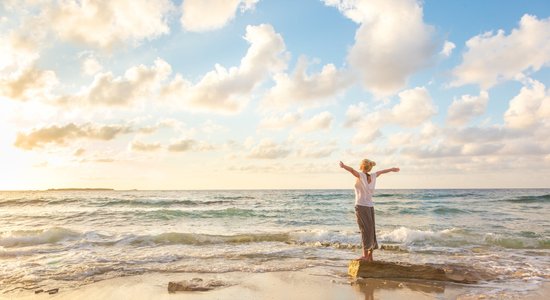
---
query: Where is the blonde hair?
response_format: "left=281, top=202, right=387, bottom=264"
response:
left=360, top=159, right=376, bottom=172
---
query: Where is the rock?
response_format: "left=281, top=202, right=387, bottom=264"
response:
left=348, top=260, right=489, bottom=284
left=168, top=278, right=229, bottom=293
left=34, top=289, right=44, bottom=294
left=46, top=288, right=59, bottom=295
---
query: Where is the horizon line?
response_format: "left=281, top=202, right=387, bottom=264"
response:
left=1, top=187, right=549, bottom=192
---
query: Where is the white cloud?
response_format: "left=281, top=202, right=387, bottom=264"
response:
left=59, top=58, right=172, bottom=107
left=247, top=139, right=290, bottom=159
left=200, top=120, right=228, bottom=134
left=14, top=122, right=134, bottom=150
left=0, top=65, right=58, bottom=102
left=504, top=79, right=550, bottom=129
left=130, top=140, right=162, bottom=152
left=326, top=0, right=439, bottom=96
left=391, top=87, right=437, bottom=127
left=344, top=102, right=368, bottom=128
left=163, top=24, right=288, bottom=113
left=166, top=138, right=215, bottom=152
left=402, top=142, right=461, bottom=159
left=452, top=15, right=550, bottom=88
left=81, top=55, right=103, bottom=76
left=447, top=91, right=489, bottom=126
left=262, top=56, right=352, bottom=109
left=441, top=41, right=455, bottom=57
left=0, top=29, right=56, bottom=102
left=0, top=31, right=41, bottom=73
left=258, top=112, right=301, bottom=131
left=461, top=143, right=503, bottom=156
left=293, top=111, right=333, bottom=133
left=387, top=122, right=441, bottom=148
left=46, top=0, right=173, bottom=50
left=294, top=139, right=337, bottom=158
left=351, top=125, right=381, bottom=145
left=167, top=139, right=196, bottom=152
left=181, top=0, right=258, bottom=32
left=344, top=87, right=436, bottom=145
left=447, top=126, right=524, bottom=144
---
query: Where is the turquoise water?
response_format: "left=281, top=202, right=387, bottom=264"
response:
left=1, top=189, right=549, bottom=295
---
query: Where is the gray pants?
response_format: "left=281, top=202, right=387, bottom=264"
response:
left=355, top=205, right=378, bottom=251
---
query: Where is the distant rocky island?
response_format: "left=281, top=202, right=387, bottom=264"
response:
left=46, top=188, right=115, bottom=191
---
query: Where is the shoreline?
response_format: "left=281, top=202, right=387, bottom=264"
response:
left=3, top=267, right=549, bottom=300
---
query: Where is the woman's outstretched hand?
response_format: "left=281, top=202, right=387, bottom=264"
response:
left=339, top=161, right=345, bottom=168
left=392, top=167, right=400, bottom=172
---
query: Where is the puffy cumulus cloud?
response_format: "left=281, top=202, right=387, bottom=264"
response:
left=167, top=139, right=196, bottom=152
left=45, top=0, right=173, bottom=50
left=81, top=55, right=103, bottom=76
left=391, top=87, right=437, bottom=127
left=0, top=31, right=41, bottom=73
left=165, top=138, right=216, bottom=152
left=447, top=126, right=524, bottom=144
left=0, top=28, right=57, bottom=102
left=325, top=0, right=439, bottom=96
left=504, top=79, right=550, bottom=129
left=162, top=24, right=288, bottom=113
left=401, top=142, right=462, bottom=159
left=345, top=87, right=436, bottom=144
left=130, top=140, right=162, bottom=152
left=351, top=125, right=381, bottom=145
left=200, top=120, right=228, bottom=134
left=399, top=137, right=502, bottom=160
left=180, top=0, right=258, bottom=32
left=136, top=120, right=173, bottom=135
left=344, top=102, right=368, bottom=128
left=452, top=15, right=550, bottom=89
left=0, top=66, right=58, bottom=102
left=293, top=111, right=333, bottom=133
left=261, top=57, right=352, bottom=110
left=461, top=143, right=504, bottom=156
left=447, top=91, right=489, bottom=126
left=441, top=41, right=456, bottom=57
left=258, top=112, right=301, bottom=131
left=294, top=139, right=337, bottom=159
left=247, top=139, right=290, bottom=159
left=59, top=58, right=172, bottom=107
left=387, top=122, right=441, bottom=148
left=14, top=122, right=134, bottom=150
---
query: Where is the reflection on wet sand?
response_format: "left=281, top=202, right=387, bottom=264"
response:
left=351, top=278, right=446, bottom=300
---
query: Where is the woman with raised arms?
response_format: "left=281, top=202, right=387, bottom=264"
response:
left=339, top=159, right=400, bottom=262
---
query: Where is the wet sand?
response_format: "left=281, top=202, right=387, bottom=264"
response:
left=3, top=267, right=548, bottom=300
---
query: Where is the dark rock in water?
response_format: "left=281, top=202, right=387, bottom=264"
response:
left=168, top=278, right=228, bottom=293
left=348, top=260, right=490, bottom=284
left=34, top=289, right=44, bottom=294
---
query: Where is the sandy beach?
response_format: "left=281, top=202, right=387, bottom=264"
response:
left=4, top=266, right=549, bottom=300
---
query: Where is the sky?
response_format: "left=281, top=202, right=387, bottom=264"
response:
left=0, top=0, right=549, bottom=190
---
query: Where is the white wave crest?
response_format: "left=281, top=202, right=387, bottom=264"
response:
left=379, top=227, right=459, bottom=244
left=0, top=227, right=81, bottom=248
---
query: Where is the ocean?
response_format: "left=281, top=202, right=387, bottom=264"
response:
left=1, top=189, right=549, bottom=297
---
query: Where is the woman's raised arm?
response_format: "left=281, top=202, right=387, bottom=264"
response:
left=340, top=161, right=360, bottom=178
left=375, top=167, right=400, bottom=177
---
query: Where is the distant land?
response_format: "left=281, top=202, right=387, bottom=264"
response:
left=46, top=188, right=115, bottom=191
